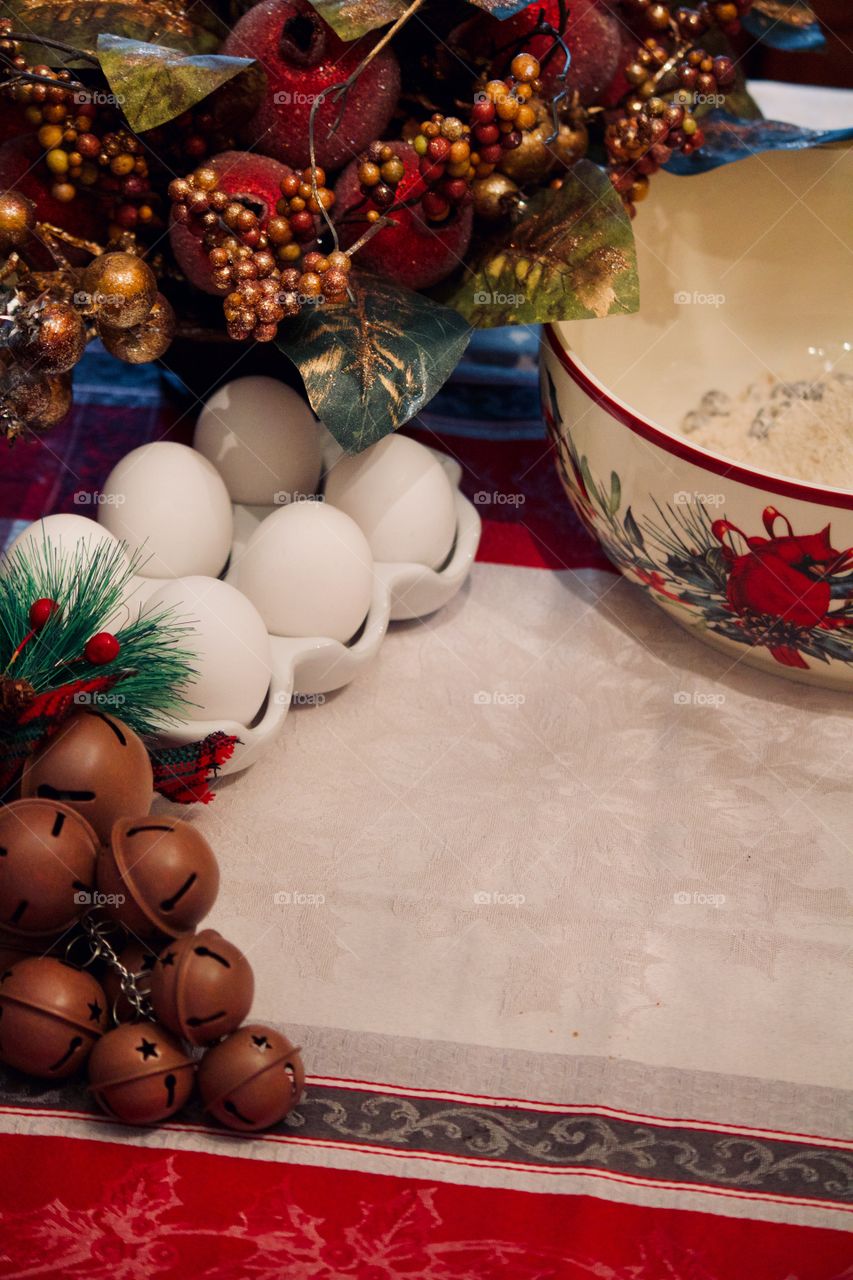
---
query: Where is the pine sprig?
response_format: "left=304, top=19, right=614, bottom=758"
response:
left=0, top=530, right=197, bottom=735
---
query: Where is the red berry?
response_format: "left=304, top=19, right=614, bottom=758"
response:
left=479, top=144, right=503, bottom=165
left=84, top=632, right=120, bottom=665
left=471, top=100, right=496, bottom=125
left=473, top=124, right=500, bottom=147
left=29, top=598, right=60, bottom=630
left=427, top=137, right=451, bottom=162
left=421, top=191, right=450, bottom=221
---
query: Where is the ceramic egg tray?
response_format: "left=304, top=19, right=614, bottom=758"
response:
left=150, top=449, right=481, bottom=776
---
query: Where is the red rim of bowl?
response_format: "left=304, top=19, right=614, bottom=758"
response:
left=544, top=324, right=853, bottom=512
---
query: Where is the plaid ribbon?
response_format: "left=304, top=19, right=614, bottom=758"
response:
left=150, top=732, right=240, bottom=805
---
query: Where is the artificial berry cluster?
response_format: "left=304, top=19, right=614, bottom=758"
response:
left=625, top=0, right=752, bottom=39
left=469, top=53, right=544, bottom=178
left=169, top=166, right=349, bottom=342
left=0, top=191, right=173, bottom=439
left=0, top=23, right=159, bottom=237
left=274, top=167, right=336, bottom=257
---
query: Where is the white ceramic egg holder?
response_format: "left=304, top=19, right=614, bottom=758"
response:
left=139, top=447, right=480, bottom=776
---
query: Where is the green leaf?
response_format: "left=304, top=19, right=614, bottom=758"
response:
left=5, top=0, right=222, bottom=65
left=624, top=507, right=644, bottom=548
left=306, top=0, right=408, bottom=40
left=609, top=471, right=621, bottom=515
left=97, top=35, right=252, bottom=133
left=277, top=272, right=471, bottom=454
left=443, top=160, right=640, bottom=328
left=752, top=0, right=817, bottom=25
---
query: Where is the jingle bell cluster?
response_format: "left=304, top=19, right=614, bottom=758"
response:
left=0, top=707, right=304, bottom=1131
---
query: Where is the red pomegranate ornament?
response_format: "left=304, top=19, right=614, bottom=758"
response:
left=223, top=0, right=401, bottom=172
left=713, top=507, right=853, bottom=669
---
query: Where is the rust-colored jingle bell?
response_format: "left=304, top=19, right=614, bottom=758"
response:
left=102, top=939, right=161, bottom=1023
left=0, top=799, right=99, bottom=936
left=0, top=956, right=107, bottom=1078
left=97, top=817, right=220, bottom=940
left=198, top=1024, right=304, bottom=1132
left=87, top=1021, right=195, bottom=1124
left=21, top=710, right=154, bottom=844
left=150, top=930, right=254, bottom=1047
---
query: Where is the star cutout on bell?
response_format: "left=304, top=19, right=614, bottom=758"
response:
left=252, top=1034, right=271, bottom=1051
left=136, top=1037, right=159, bottom=1061
left=88, top=1000, right=102, bottom=1022
left=161, top=951, right=177, bottom=967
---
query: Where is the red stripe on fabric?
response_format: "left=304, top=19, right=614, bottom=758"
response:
left=0, top=1133, right=848, bottom=1277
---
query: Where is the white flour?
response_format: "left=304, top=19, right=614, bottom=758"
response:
left=678, top=371, right=853, bottom=489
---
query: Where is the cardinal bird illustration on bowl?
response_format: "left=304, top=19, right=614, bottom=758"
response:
left=712, top=508, right=853, bottom=669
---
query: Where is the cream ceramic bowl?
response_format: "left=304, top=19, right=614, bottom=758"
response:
left=543, top=144, right=853, bottom=689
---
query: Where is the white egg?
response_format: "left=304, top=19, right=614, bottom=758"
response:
left=145, top=576, right=272, bottom=725
left=324, top=435, right=457, bottom=570
left=236, top=502, right=374, bottom=642
left=99, top=442, right=234, bottom=579
left=193, top=376, right=324, bottom=506
left=5, top=513, right=125, bottom=567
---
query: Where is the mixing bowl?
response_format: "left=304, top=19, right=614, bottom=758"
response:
left=543, top=144, right=853, bottom=689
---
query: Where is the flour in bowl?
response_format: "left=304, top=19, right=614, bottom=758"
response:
left=678, top=371, right=853, bottom=488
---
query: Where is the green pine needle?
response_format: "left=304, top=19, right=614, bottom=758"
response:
left=0, top=529, right=198, bottom=736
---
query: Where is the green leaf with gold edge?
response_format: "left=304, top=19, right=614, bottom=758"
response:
left=305, top=0, right=408, bottom=40
left=443, top=159, right=639, bottom=328
left=751, top=0, right=817, bottom=26
left=5, top=0, right=222, bottom=67
left=276, top=272, right=472, bottom=454
left=97, top=35, right=252, bottom=133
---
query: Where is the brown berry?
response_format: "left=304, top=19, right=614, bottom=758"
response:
left=81, top=253, right=157, bottom=329
left=98, top=293, right=176, bottom=365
